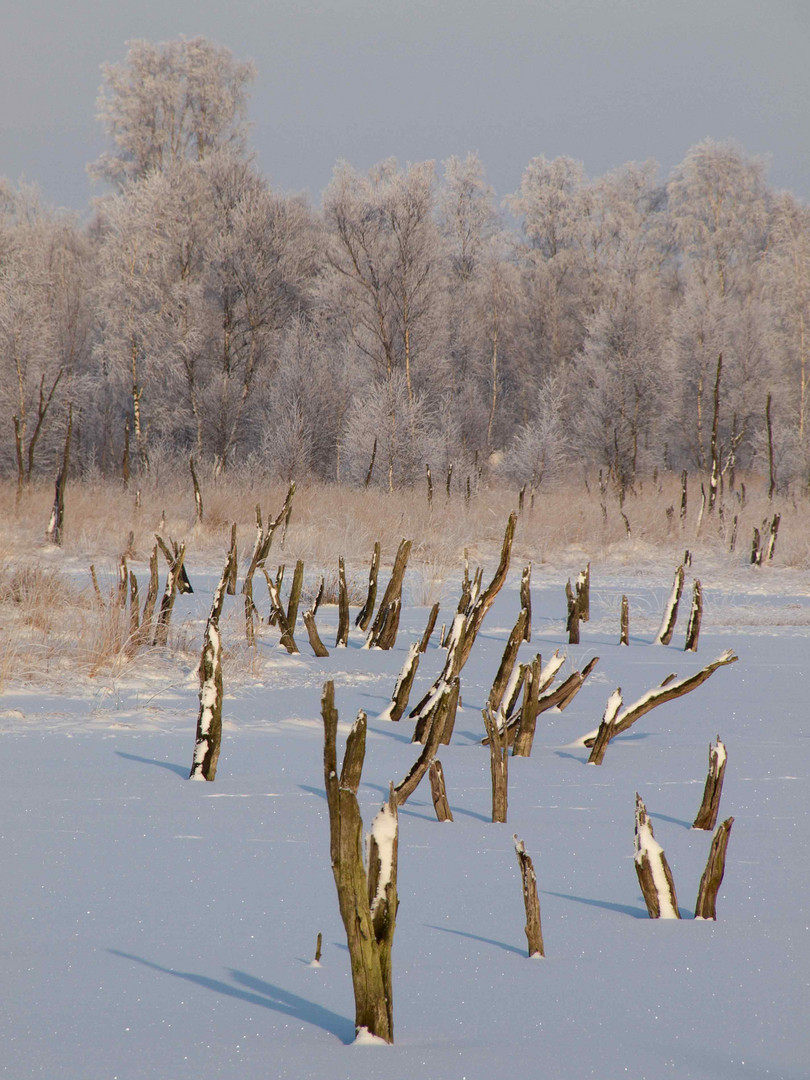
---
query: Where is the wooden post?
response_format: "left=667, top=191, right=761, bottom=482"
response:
left=767, top=513, right=780, bottom=561
left=520, top=564, right=532, bottom=642
left=654, top=564, right=684, bottom=645
left=379, top=642, right=421, bottom=722
left=751, top=527, right=763, bottom=565
left=512, top=655, right=542, bottom=758
left=634, top=793, right=680, bottom=919
left=367, top=539, right=412, bottom=648
left=286, top=559, right=304, bottom=636
left=226, top=523, right=238, bottom=595
left=189, top=545, right=236, bottom=781
left=429, top=760, right=453, bottom=822
left=565, top=579, right=580, bottom=644
left=684, top=579, right=703, bottom=652
left=620, top=594, right=629, bottom=645
left=514, top=836, right=544, bottom=957
left=482, top=706, right=509, bottom=823
left=355, top=542, right=380, bottom=631
left=694, top=817, right=734, bottom=920
left=487, top=609, right=528, bottom=714
left=322, top=684, right=396, bottom=1043
left=692, top=737, right=727, bottom=830
left=418, top=601, right=440, bottom=652
left=336, top=557, right=350, bottom=647
left=303, top=608, right=329, bottom=657
left=153, top=539, right=187, bottom=647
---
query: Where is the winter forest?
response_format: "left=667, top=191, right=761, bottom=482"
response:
left=3, top=35, right=809, bottom=497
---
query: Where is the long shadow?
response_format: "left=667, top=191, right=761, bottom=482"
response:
left=650, top=811, right=693, bottom=829
left=109, top=950, right=354, bottom=1043
left=543, top=890, right=649, bottom=920
left=365, top=722, right=413, bottom=745
left=426, top=924, right=525, bottom=957
left=115, top=751, right=188, bottom=779
left=299, top=783, right=327, bottom=801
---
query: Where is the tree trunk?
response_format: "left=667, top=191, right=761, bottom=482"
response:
left=336, top=557, right=350, bottom=647
left=322, top=684, right=396, bottom=1043
left=520, top=564, right=532, bottom=642
left=487, top=609, right=528, bottom=714
left=514, top=836, right=544, bottom=956
left=482, top=706, right=508, bottom=823
left=367, top=539, right=412, bottom=648
left=654, top=564, right=684, bottom=645
left=634, top=793, right=680, bottom=919
left=512, top=655, right=542, bottom=758
left=45, top=405, right=73, bottom=546
left=692, top=737, right=727, bottom=830
left=395, top=678, right=459, bottom=805
left=189, top=545, right=236, bottom=781
left=303, top=609, right=329, bottom=657
left=356, top=542, right=381, bottom=631
left=620, top=594, right=629, bottom=645
left=418, top=601, right=440, bottom=652
left=429, top=760, right=453, bottom=822
left=153, top=539, right=187, bottom=647
left=379, top=642, right=420, bottom=722
left=684, top=579, right=703, bottom=652
left=694, top=817, right=734, bottom=920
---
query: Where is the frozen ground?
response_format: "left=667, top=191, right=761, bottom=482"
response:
left=1, top=548, right=809, bottom=1079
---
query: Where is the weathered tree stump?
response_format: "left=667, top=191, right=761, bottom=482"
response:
left=488, top=609, right=528, bottom=714
left=654, top=564, right=684, bottom=645
left=189, top=545, right=237, bottom=781
left=395, top=678, right=459, bottom=806
left=355, top=542, right=380, bottom=631
left=684, top=579, right=703, bottom=652
left=514, top=836, right=544, bottom=956
left=153, top=538, right=187, bottom=647
left=45, top=405, right=73, bottom=545
left=512, top=655, right=542, bottom=758
left=520, top=564, right=532, bottom=642
left=242, top=484, right=295, bottom=646
left=322, top=684, right=397, bottom=1043
left=419, top=601, right=440, bottom=652
left=367, top=539, right=412, bottom=648
left=379, top=642, right=421, bottom=722
left=692, top=736, right=727, bottom=830
left=303, top=609, right=329, bottom=657
left=336, top=557, right=350, bottom=647
left=429, top=760, right=453, bottom=822
left=634, top=793, right=680, bottom=919
left=620, top=594, right=629, bottom=645
left=694, top=817, right=734, bottom=920
left=189, top=455, right=203, bottom=524
left=482, top=706, right=509, bottom=823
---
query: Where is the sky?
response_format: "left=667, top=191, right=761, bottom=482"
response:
left=1, top=0, right=809, bottom=213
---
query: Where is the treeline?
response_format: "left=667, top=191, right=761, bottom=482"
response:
left=1, top=36, right=808, bottom=494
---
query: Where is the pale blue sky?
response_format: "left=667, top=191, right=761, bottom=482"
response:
left=1, top=0, right=808, bottom=211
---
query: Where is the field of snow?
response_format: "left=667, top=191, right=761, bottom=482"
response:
left=2, top=547, right=808, bottom=1079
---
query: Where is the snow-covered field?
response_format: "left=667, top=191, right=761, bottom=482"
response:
left=2, top=547, right=808, bottom=1079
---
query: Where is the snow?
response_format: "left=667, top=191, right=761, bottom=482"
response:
left=1, top=554, right=809, bottom=1078
left=367, top=801, right=398, bottom=912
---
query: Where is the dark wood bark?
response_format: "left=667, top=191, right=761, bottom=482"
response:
left=654, top=564, right=684, bottom=645
left=456, top=513, right=517, bottom=670
left=285, top=559, right=304, bottom=637
left=512, top=655, right=542, bottom=758
left=367, top=539, right=412, bottom=648
left=514, top=836, right=544, bottom=956
left=336, top=557, right=350, bottom=647
left=693, top=737, right=727, bottom=830
left=565, top=580, right=580, bottom=644
left=419, top=601, right=440, bottom=652
left=153, top=538, right=186, bottom=647
left=242, top=484, right=296, bottom=645
left=767, top=513, right=780, bottom=561
left=355, top=541, right=380, bottom=631
left=429, top=760, right=453, bottom=822
left=322, top=684, right=396, bottom=1043
left=487, top=609, right=528, bottom=714
left=226, top=523, right=238, bottom=595
left=380, top=642, right=420, bottom=722
left=620, top=594, right=629, bottom=645
left=303, top=609, right=329, bottom=657
left=634, top=793, right=680, bottom=919
left=189, top=545, right=236, bottom=781
left=395, top=679, right=459, bottom=805
left=482, top=706, right=508, bottom=823
left=684, top=579, right=703, bottom=652
left=694, top=817, right=734, bottom=919
left=520, top=564, right=532, bottom=642
left=582, top=651, right=738, bottom=755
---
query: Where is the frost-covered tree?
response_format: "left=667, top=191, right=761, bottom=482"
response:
left=90, top=36, right=255, bottom=190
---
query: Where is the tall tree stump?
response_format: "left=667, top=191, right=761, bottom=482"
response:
left=692, top=737, right=727, bottom=830
left=634, top=793, right=680, bottom=919
left=694, top=817, right=734, bottom=920
left=514, top=836, right=544, bottom=957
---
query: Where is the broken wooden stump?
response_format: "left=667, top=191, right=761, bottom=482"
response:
left=654, top=564, right=684, bottom=645
left=514, top=835, right=544, bottom=956
left=692, top=736, right=727, bottom=830
left=429, top=760, right=453, bottom=822
left=634, top=793, right=680, bottom=919
left=694, top=817, right=734, bottom=920
left=684, top=579, right=703, bottom=652
left=379, top=642, right=421, bottom=722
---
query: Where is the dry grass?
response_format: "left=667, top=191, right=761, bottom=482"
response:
left=0, top=469, right=806, bottom=690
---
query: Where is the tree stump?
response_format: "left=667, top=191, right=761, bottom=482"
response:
left=694, top=817, right=734, bottom=920
left=692, top=736, right=727, bottom=830
left=514, top=836, right=544, bottom=956
left=684, top=579, right=703, bottom=652
left=482, top=706, right=509, bottom=823
left=654, top=564, right=684, bottom=645
left=335, top=557, right=350, bottom=647
left=620, top=594, right=629, bottom=645
left=379, top=642, right=420, bottom=723
left=634, top=793, right=680, bottom=919
left=429, top=760, right=453, bottom=822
